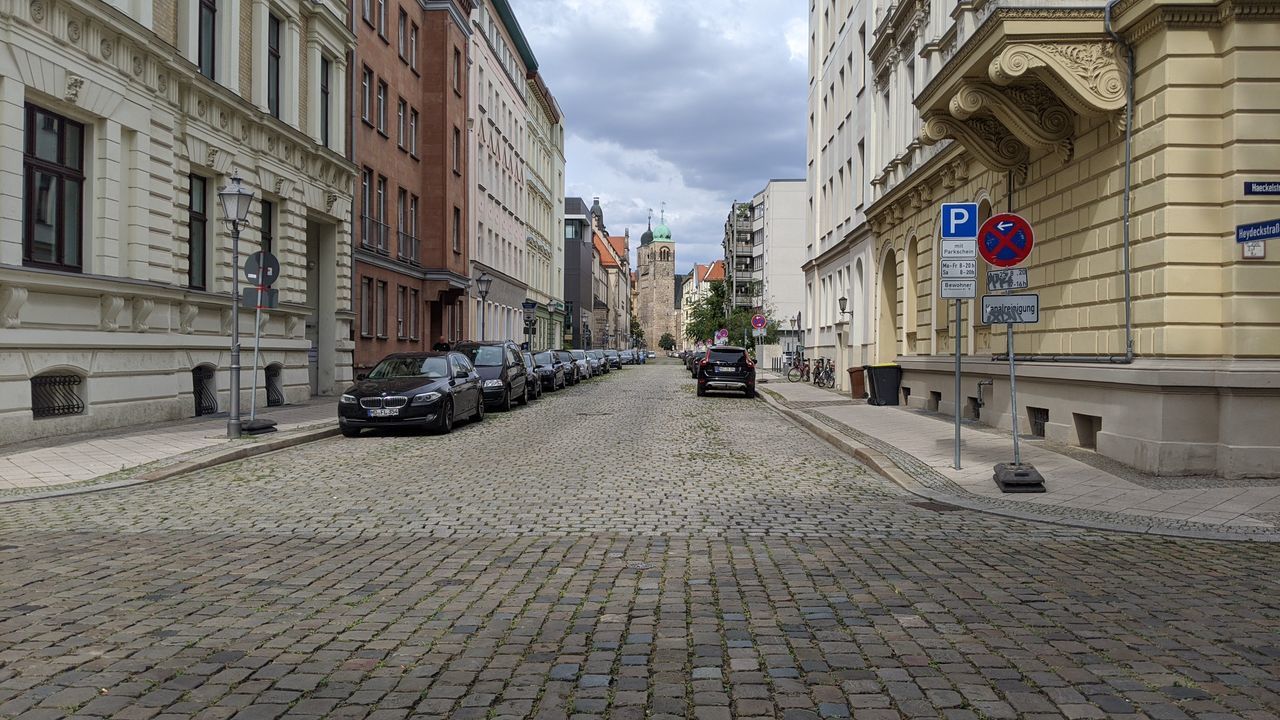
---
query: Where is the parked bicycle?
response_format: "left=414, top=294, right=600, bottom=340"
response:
left=812, top=358, right=836, bottom=389
left=786, top=354, right=810, bottom=383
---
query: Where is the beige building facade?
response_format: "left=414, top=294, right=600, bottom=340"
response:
left=0, top=0, right=355, bottom=445
left=811, top=0, right=1280, bottom=478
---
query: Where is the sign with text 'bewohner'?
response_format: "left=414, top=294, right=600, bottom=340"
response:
left=940, top=280, right=976, bottom=299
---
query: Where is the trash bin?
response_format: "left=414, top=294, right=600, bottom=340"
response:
left=847, top=366, right=867, bottom=400
left=865, top=363, right=902, bottom=406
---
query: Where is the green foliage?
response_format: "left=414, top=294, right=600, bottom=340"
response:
left=683, top=281, right=779, bottom=349
left=658, top=333, right=676, bottom=350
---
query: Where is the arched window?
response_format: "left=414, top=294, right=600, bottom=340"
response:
left=192, top=364, right=218, bottom=416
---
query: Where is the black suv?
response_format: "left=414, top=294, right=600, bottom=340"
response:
left=695, top=345, right=756, bottom=398
left=454, top=341, right=529, bottom=411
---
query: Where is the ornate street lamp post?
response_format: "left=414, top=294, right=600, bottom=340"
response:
left=476, top=273, right=493, bottom=340
left=217, top=173, right=255, bottom=439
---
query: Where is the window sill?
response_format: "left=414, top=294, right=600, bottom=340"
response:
left=453, top=169, right=462, bottom=177
left=377, top=129, right=388, bottom=139
left=361, top=117, right=374, bottom=128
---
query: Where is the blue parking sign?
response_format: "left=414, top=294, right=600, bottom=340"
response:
left=940, top=203, right=979, bottom=239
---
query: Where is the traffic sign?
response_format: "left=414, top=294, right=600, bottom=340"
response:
left=940, top=280, right=976, bottom=298
left=978, top=213, right=1034, bottom=267
left=1244, top=181, right=1280, bottom=195
left=1236, top=218, right=1280, bottom=243
left=241, top=287, right=279, bottom=309
left=940, top=259, right=976, bottom=279
left=244, top=251, right=280, bottom=286
left=752, top=327, right=766, bottom=338
left=940, top=203, right=979, bottom=239
left=523, top=308, right=536, bottom=322
left=714, top=328, right=729, bottom=345
left=751, top=314, right=767, bottom=330
left=940, top=239, right=976, bottom=260
left=522, top=299, right=538, bottom=310
left=982, top=294, right=1040, bottom=324
left=987, top=268, right=1029, bottom=290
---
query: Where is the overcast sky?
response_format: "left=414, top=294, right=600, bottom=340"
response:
left=518, top=0, right=809, bottom=272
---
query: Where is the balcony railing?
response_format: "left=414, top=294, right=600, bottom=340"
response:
left=361, top=215, right=390, bottom=254
left=397, top=230, right=419, bottom=265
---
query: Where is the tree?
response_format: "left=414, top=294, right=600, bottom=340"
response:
left=683, top=281, right=780, bottom=350
left=629, top=309, right=644, bottom=344
left=659, top=333, right=676, bottom=350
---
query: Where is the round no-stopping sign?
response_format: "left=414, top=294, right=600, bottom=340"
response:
left=751, top=314, right=767, bottom=330
left=978, top=213, right=1034, bottom=268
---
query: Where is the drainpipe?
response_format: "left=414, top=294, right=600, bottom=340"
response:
left=994, top=0, right=1136, bottom=365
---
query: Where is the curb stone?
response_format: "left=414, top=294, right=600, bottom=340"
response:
left=757, top=388, right=1280, bottom=543
left=0, top=424, right=341, bottom=504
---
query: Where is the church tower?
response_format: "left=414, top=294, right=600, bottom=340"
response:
left=636, top=207, right=677, bottom=349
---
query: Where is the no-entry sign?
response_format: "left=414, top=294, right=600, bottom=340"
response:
left=978, top=213, right=1034, bottom=268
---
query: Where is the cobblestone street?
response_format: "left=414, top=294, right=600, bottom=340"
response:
left=1, top=365, right=1278, bottom=720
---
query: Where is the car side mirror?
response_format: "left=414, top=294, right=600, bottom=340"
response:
left=455, top=369, right=468, bottom=379
left=356, top=373, right=367, bottom=381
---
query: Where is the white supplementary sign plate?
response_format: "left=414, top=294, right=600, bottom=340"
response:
left=987, top=268, right=1029, bottom=290
left=940, top=239, right=976, bottom=260
left=940, top=260, right=977, bottom=279
left=982, top=294, right=1040, bottom=324
left=940, top=280, right=976, bottom=298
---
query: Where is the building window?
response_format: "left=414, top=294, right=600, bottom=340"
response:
left=188, top=175, right=207, bottom=289
left=453, top=47, right=462, bottom=92
left=452, top=126, right=462, bottom=173
left=361, top=66, right=372, bottom=124
left=376, top=80, right=387, bottom=133
left=198, top=0, right=217, bottom=80
left=397, top=188, right=415, bottom=262
left=409, top=194, right=419, bottom=260
left=409, top=109, right=418, bottom=156
left=360, top=167, right=372, bottom=247
left=398, top=9, right=407, bottom=58
left=260, top=199, right=275, bottom=254
left=409, top=288, right=420, bottom=340
left=453, top=206, right=462, bottom=253
left=23, top=104, right=84, bottom=272
left=410, top=24, right=419, bottom=71
left=397, top=98, right=406, bottom=148
left=397, top=285, right=407, bottom=339
left=376, top=280, right=388, bottom=337
left=267, top=13, right=281, bottom=117
left=377, top=0, right=386, bottom=38
left=361, top=0, right=371, bottom=24
left=320, top=57, right=331, bottom=146
left=376, top=175, right=388, bottom=252
left=360, top=277, right=373, bottom=337
left=30, top=373, right=85, bottom=419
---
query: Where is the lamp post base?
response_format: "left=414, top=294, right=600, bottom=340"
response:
left=242, top=418, right=278, bottom=435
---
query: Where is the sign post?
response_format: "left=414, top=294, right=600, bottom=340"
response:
left=940, top=204, right=978, bottom=470
left=522, top=300, right=537, bottom=352
left=242, top=251, right=280, bottom=434
left=978, top=213, right=1043, bottom=491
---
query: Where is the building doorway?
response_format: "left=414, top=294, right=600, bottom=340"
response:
left=878, top=250, right=899, bottom=363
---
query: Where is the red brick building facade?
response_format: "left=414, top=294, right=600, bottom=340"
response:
left=352, top=0, right=472, bottom=372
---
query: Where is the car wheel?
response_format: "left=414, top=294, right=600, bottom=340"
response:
left=472, top=394, right=484, bottom=422
left=501, top=387, right=513, bottom=412
left=341, top=428, right=361, bottom=438
left=519, top=382, right=530, bottom=405
left=437, top=398, right=454, bottom=434
left=745, top=388, right=756, bottom=399
left=697, top=386, right=707, bottom=397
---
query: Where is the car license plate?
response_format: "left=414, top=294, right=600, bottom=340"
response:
left=716, top=366, right=730, bottom=373
left=368, top=408, right=399, bottom=417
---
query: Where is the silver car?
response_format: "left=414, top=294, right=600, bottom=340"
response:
left=569, top=349, right=593, bottom=378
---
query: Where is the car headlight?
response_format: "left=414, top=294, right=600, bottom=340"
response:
left=411, top=391, right=441, bottom=406
left=340, top=394, right=358, bottom=405
left=483, top=379, right=504, bottom=388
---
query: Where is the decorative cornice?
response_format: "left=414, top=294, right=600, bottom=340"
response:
left=989, top=41, right=1125, bottom=116
left=921, top=112, right=1028, bottom=182
left=950, top=80, right=1075, bottom=162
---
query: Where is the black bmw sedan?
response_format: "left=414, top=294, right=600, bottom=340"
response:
left=532, top=351, right=566, bottom=391
left=338, top=352, right=483, bottom=437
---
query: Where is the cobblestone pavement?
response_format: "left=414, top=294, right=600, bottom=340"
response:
left=1, top=366, right=1278, bottom=720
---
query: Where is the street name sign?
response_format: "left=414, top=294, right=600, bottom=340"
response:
left=940, top=279, right=976, bottom=298
left=940, top=203, right=979, bottom=239
left=982, top=294, right=1040, bottom=324
left=940, top=259, right=977, bottom=279
left=1244, top=181, right=1280, bottom=195
left=940, top=239, right=977, bottom=259
left=1236, top=218, right=1280, bottom=243
left=978, top=213, right=1034, bottom=267
left=987, top=268, right=1029, bottom=290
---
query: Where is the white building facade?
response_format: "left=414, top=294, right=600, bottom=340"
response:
left=523, top=73, right=565, bottom=349
left=751, top=179, right=806, bottom=365
left=0, top=0, right=355, bottom=445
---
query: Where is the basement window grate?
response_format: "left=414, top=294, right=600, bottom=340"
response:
left=30, top=374, right=85, bottom=418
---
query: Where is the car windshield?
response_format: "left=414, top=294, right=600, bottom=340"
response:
left=588, top=351, right=602, bottom=359
left=367, top=356, right=448, bottom=379
left=464, top=345, right=505, bottom=367
left=523, top=354, right=534, bottom=366
left=709, top=349, right=746, bottom=364
left=534, top=352, right=554, bottom=364
left=571, top=350, right=586, bottom=359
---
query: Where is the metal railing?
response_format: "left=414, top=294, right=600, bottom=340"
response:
left=30, top=374, right=85, bottom=418
left=265, top=364, right=285, bottom=407
left=397, top=230, right=419, bottom=264
left=361, top=215, right=390, bottom=253
left=191, top=366, right=218, bottom=417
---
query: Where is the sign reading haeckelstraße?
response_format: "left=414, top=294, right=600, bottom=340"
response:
left=982, top=294, right=1040, bottom=324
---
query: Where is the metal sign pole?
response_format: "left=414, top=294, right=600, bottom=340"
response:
left=250, top=285, right=264, bottom=423
left=954, top=299, right=963, bottom=470
left=1007, top=318, right=1020, bottom=465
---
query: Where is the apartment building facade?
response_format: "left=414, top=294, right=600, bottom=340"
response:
left=723, top=201, right=755, bottom=312
left=0, top=0, right=355, bottom=444
left=751, top=179, right=806, bottom=366
left=562, top=196, right=593, bottom=348
left=352, top=0, right=472, bottom=371
left=808, top=0, right=1280, bottom=477
left=523, top=72, right=566, bottom=349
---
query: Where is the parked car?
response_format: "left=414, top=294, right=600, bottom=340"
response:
left=521, top=351, right=543, bottom=401
left=696, top=345, right=756, bottom=398
left=455, top=341, right=529, bottom=411
left=687, top=349, right=705, bottom=377
left=605, top=349, right=622, bottom=369
left=338, top=352, right=482, bottom=436
left=648, top=351, right=657, bottom=359
left=559, top=350, right=581, bottom=385
left=586, top=349, right=609, bottom=374
left=569, top=349, right=593, bottom=378
left=532, top=351, right=566, bottom=390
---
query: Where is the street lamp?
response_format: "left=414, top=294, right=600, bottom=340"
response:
left=788, top=314, right=797, bottom=354
left=476, top=272, right=493, bottom=340
left=218, top=172, right=255, bottom=439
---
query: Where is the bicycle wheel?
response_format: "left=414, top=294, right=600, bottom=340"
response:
left=787, top=367, right=801, bottom=382
left=825, top=372, right=836, bottom=389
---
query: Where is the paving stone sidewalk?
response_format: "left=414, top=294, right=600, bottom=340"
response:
left=758, top=372, right=1280, bottom=540
left=0, top=400, right=338, bottom=494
